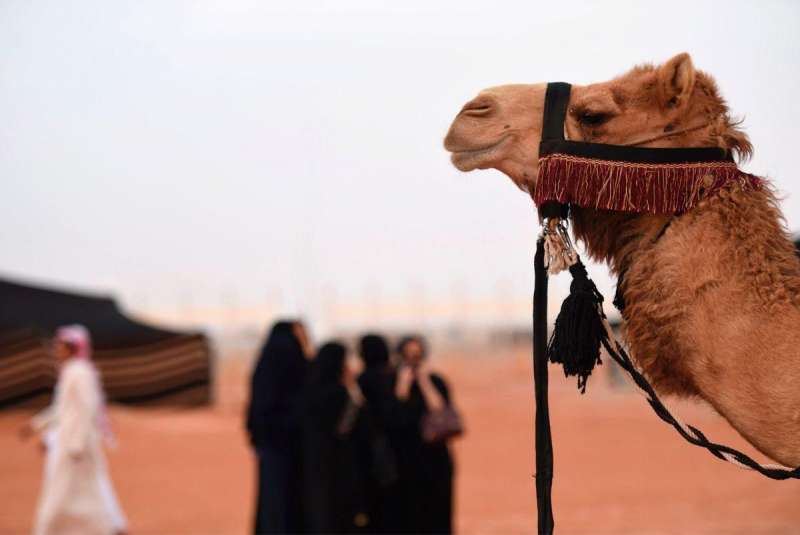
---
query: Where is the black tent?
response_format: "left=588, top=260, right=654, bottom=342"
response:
left=0, top=278, right=213, bottom=408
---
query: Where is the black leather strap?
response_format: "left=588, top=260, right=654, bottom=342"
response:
left=539, top=201, right=569, bottom=220
left=541, top=82, right=571, bottom=142
left=540, top=139, right=733, bottom=163
left=533, top=239, right=555, bottom=535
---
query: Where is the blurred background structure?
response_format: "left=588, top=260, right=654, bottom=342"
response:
left=1, top=1, right=799, bottom=533
left=0, top=278, right=212, bottom=408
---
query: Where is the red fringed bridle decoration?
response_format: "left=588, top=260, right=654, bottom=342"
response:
left=535, top=154, right=762, bottom=215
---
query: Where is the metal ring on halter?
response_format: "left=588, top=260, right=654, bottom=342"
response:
left=542, top=218, right=576, bottom=254
left=555, top=220, right=575, bottom=256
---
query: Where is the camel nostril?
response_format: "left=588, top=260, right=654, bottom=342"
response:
left=460, top=97, right=495, bottom=117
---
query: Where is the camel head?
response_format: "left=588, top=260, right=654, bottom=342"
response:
left=443, top=53, right=751, bottom=193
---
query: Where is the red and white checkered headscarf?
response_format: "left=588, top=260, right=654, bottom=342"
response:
left=55, top=324, right=92, bottom=359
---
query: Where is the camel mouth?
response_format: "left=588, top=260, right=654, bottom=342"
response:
left=448, top=136, right=511, bottom=171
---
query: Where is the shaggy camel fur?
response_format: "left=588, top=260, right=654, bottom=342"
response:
left=444, top=53, right=800, bottom=467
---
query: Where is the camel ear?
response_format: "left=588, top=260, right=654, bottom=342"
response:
left=657, top=53, right=695, bottom=109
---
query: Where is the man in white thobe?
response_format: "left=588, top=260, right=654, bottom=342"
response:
left=23, top=325, right=127, bottom=535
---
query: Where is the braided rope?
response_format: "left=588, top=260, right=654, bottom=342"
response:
left=598, top=316, right=800, bottom=480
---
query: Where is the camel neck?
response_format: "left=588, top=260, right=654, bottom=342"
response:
left=570, top=207, right=670, bottom=277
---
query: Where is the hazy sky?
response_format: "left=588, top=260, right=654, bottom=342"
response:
left=2, top=0, right=799, bottom=326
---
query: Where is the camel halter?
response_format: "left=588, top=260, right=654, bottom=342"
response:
left=534, top=82, right=761, bottom=215
left=530, top=82, right=797, bottom=535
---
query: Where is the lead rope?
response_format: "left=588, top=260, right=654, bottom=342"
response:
left=532, top=216, right=800, bottom=535
left=597, top=325, right=800, bottom=479
left=533, top=234, right=554, bottom=535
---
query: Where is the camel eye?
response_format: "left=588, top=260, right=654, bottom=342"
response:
left=579, top=112, right=610, bottom=126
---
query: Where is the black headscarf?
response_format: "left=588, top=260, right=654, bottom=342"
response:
left=359, top=334, right=390, bottom=369
left=246, top=319, right=308, bottom=448
left=262, top=321, right=304, bottom=360
left=308, top=342, right=347, bottom=387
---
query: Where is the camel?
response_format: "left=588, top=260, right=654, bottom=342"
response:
left=444, top=53, right=800, bottom=468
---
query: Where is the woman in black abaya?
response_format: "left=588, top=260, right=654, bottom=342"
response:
left=391, top=335, right=457, bottom=535
left=303, top=342, right=371, bottom=534
left=246, top=320, right=311, bottom=535
left=356, top=334, right=400, bottom=534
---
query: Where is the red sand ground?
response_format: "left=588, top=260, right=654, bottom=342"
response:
left=1, top=349, right=798, bottom=534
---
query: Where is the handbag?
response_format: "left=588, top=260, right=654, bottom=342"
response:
left=421, top=405, right=464, bottom=443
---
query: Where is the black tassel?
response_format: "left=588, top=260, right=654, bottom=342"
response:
left=547, top=260, right=608, bottom=393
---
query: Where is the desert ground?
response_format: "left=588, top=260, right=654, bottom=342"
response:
left=1, top=347, right=798, bottom=535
